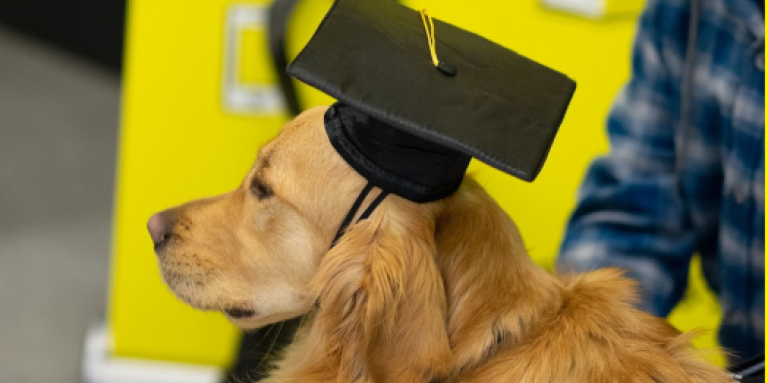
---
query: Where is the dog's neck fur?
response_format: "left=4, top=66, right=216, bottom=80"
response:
left=432, top=180, right=563, bottom=375
left=265, top=179, right=564, bottom=383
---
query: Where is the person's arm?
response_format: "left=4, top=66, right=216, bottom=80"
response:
left=558, top=0, right=695, bottom=317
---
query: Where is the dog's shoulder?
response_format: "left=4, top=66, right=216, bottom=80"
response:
left=554, top=267, right=685, bottom=350
left=462, top=268, right=730, bottom=383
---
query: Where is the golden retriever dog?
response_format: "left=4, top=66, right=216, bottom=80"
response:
left=148, top=106, right=730, bottom=383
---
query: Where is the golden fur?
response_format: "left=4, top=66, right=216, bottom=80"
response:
left=152, top=106, right=730, bottom=383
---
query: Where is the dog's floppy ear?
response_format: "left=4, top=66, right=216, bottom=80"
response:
left=310, top=198, right=452, bottom=383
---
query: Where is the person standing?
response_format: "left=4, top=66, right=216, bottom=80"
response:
left=559, top=0, right=764, bottom=366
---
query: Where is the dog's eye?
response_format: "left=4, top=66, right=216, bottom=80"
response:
left=250, top=177, right=274, bottom=201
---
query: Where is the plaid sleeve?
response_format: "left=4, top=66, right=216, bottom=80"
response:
left=558, top=0, right=696, bottom=317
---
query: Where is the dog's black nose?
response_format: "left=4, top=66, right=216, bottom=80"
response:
left=147, top=211, right=174, bottom=250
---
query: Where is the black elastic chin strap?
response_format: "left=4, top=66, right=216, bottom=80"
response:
left=330, top=182, right=390, bottom=249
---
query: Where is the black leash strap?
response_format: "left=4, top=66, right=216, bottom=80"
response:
left=267, top=0, right=303, bottom=117
left=730, top=354, right=764, bottom=382
left=330, top=182, right=389, bottom=248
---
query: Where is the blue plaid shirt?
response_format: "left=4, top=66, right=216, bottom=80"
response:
left=558, top=0, right=764, bottom=363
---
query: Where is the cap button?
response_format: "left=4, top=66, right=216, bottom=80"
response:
left=437, top=61, right=457, bottom=76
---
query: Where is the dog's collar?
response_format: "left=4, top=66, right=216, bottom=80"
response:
left=330, top=182, right=389, bottom=249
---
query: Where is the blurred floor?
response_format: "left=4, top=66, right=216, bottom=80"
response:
left=0, top=27, right=118, bottom=383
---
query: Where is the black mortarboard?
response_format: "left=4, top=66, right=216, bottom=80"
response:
left=288, top=0, right=576, bottom=203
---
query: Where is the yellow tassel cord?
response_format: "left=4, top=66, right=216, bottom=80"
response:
left=419, top=9, right=439, bottom=67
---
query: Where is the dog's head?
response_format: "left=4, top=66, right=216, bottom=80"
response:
left=148, top=106, right=368, bottom=328
left=150, top=105, right=466, bottom=381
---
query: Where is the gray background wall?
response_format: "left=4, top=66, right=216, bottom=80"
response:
left=0, top=27, right=119, bottom=383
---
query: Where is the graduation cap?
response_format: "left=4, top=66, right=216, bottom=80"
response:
left=287, top=0, right=576, bottom=208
